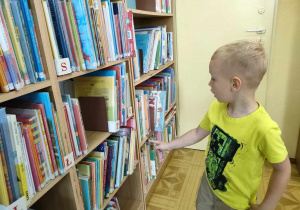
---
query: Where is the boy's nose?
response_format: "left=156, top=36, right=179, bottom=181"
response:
left=208, top=80, right=212, bottom=86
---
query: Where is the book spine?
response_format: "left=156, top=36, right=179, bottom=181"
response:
left=52, top=107, right=66, bottom=169
left=2, top=0, right=29, bottom=86
left=0, top=6, right=23, bottom=90
left=6, top=115, right=29, bottom=200
left=71, top=99, right=87, bottom=154
left=10, top=0, right=36, bottom=84
left=72, top=0, right=97, bottom=69
left=0, top=130, right=13, bottom=203
left=0, top=47, right=13, bottom=90
left=19, top=0, right=45, bottom=81
left=22, top=125, right=41, bottom=192
left=0, top=53, right=9, bottom=92
left=0, top=145, right=9, bottom=206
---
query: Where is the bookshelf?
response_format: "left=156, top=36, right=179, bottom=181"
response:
left=129, top=0, right=178, bottom=208
left=0, top=0, right=177, bottom=209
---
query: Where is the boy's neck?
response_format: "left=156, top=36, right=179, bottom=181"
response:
left=227, top=95, right=259, bottom=118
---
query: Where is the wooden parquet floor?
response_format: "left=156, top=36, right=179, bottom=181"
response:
left=147, top=148, right=300, bottom=210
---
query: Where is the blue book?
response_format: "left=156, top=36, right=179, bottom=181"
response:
left=106, top=140, right=118, bottom=193
left=112, top=3, right=123, bottom=58
left=20, top=92, right=65, bottom=174
left=0, top=108, right=20, bottom=201
left=47, top=0, right=69, bottom=59
left=120, top=63, right=126, bottom=125
left=83, top=0, right=99, bottom=65
left=72, top=0, right=97, bottom=69
left=135, top=34, right=150, bottom=73
left=79, top=177, right=92, bottom=210
left=10, top=0, right=36, bottom=84
left=19, top=0, right=45, bottom=81
left=84, top=158, right=100, bottom=210
left=102, top=0, right=119, bottom=60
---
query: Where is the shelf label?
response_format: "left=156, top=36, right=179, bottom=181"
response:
left=0, top=196, right=26, bottom=210
left=64, top=152, right=75, bottom=171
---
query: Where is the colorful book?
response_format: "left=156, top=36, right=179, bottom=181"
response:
left=0, top=131, right=9, bottom=206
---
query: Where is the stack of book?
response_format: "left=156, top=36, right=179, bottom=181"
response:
left=76, top=126, right=136, bottom=210
left=0, top=92, right=69, bottom=206
left=61, top=95, right=88, bottom=160
left=128, top=0, right=172, bottom=14
left=132, top=25, right=173, bottom=82
left=74, top=63, right=133, bottom=132
left=0, top=0, right=46, bottom=93
left=135, top=68, right=176, bottom=141
left=140, top=115, right=176, bottom=192
left=42, top=0, right=134, bottom=76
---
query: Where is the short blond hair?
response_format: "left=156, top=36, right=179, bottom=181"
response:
left=212, top=40, right=268, bottom=89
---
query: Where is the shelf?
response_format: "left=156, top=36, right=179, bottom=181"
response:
left=139, top=131, right=154, bottom=148
left=75, top=131, right=112, bottom=164
left=57, top=58, right=129, bottom=82
left=27, top=171, right=69, bottom=208
left=129, top=8, right=173, bottom=18
left=103, top=175, right=129, bottom=208
left=134, top=61, right=174, bottom=86
left=0, top=80, right=52, bottom=103
left=117, top=197, right=143, bottom=210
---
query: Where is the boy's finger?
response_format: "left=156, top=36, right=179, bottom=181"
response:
left=149, top=140, right=160, bottom=144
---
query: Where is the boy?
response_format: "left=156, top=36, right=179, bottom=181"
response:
left=150, top=41, right=291, bottom=210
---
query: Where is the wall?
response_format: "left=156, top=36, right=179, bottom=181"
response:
left=266, top=0, right=300, bottom=158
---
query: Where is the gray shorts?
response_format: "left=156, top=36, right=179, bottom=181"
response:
left=196, top=172, right=235, bottom=210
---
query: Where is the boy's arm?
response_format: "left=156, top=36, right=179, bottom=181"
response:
left=150, top=125, right=210, bottom=151
left=250, top=156, right=291, bottom=210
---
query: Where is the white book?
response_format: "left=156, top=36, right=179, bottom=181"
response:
left=135, top=98, right=142, bottom=142
left=102, top=2, right=116, bottom=61
left=135, top=90, right=147, bottom=138
left=6, top=108, right=54, bottom=182
left=64, top=102, right=82, bottom=157
left=150, top=31, right=160, bottom=71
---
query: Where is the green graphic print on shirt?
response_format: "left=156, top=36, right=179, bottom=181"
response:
left=206, top=125, right=241, bottom=192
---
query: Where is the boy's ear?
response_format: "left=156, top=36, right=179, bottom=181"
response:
left=231, top=77, right=242, bottom=91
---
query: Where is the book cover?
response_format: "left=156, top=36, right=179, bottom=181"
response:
left=22, top=125, right=41, bottom=192
left=10, top=0, right=36, bottom=84
left=6, top=115, right=29, bottom=201
left=0, top=4, right=23, bottom=90
left=79, top=176, right=91, bottom=210
left=2, top=0, right=29, bottom=85
left=72, top=0, right=97, bottom=69
left=0, top=107, right=20, bottom=201
left=20, top=92, right=65, bottom=175
left=71, top=98, right=87, bottom=154
left=0, top=132, right=9, bottom=206
left=0, top=46, right=13, bottom=91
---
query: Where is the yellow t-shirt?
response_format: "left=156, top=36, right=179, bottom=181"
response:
left=200, top=100, right=288, bottom=210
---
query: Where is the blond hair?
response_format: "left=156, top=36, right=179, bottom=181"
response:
left=212, top=40, right=268, bottom=89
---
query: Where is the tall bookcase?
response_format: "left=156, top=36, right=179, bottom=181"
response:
left=0, top=0, right=177, bottom=209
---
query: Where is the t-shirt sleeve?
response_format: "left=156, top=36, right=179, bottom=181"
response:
left=200, top=111, right=210, bottom=131
left=258, top=127, right=288, bottom=163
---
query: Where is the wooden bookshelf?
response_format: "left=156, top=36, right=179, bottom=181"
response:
left=134, top=61, right=175, bottom=86
left=0, top=80, right=52, bottom=103
left=129, top=8, right=173, bottom=18
left=0, top=0, right=177, bottom=209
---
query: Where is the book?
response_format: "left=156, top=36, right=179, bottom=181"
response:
left=20, top=92, right=65, bottom=175
left=0, top=131, right=9, bottom=206
left=0, top=108, right=20, bottom=202
left=0, top=46, right=13, bottom=91
left=10, top=0, right=37, bottom=84
left=2, top=0, right=29, bottom=86
left=78, top=176, right=91, bottom=210
left=0, top=50, right=9, bottom=92
left=71, top=98, right=88, bottom=155
left=6, top=115, right=29, bottom=201
left=0, top=3, right=23, bottom=90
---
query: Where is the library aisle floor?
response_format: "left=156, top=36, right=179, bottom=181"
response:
left=147, top=148, right=300, bottom=210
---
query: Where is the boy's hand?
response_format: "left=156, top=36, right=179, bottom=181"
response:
left=149, top=140, right=170, bottom=152
left=249, top=201, right=272, bottom=210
